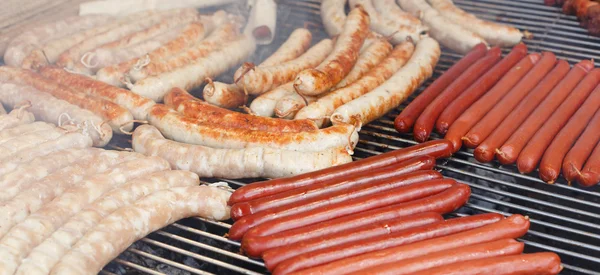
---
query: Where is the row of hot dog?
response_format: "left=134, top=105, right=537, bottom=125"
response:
left=395, top=42, right=600, bottom=187
left=225, top=140, right=562, bottom=275
left=0, top=114, right=232, bottom=275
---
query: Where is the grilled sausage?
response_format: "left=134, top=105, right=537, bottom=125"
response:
left=413, top=47, right=502, bottom=142
left=274, top=93, right=317, bottom=119
left=164, top=88, right=318, bottom=132
left=0, top=121, right=55, bottom=144
left=407, top=252, right=562, bottom=275
left=579, top=138, right=600, bottom=186
left=0, top=108, right=35, bottom=132
left=228, top=139, right=453, bottom=205
left=260, top=28, right=313, bottom=66
left=240, top=183, right=471, bottom=258
left=463, top=52, right=557, bottom=149
left=291, top=214, right=530, bottom=275
left=517, top=68, right=600, bottom=174
left=230, top=155, right=436, bottom=220
left=436, top=43, right=528, bottom=135
left=395, top=43, right=487, bottom=133
left=497, top=60, right=594, bottom=165
left=249, top=82, right=295, bottom=117
left=373, top=0, right=423, bottom=27
left=352, top=239, right=524, bottom=275
left=320, top=0, right=346, bottom=37
left=444, top=53, right=540, bottom=152
left=132, top=125, right=352, bottom=179
left=563, top=109, right=600, bottom=183
left=473, top=60, right=571, bottom=163
left=294, top=7, right=370, bottom=96
left=331, top=37, right=440, bottom=126
left=203, top=81, right=248, bottom=109
left=334, top=38, right=393, bottom=89
left=228, top=171, right=443, bottom=240
left=273, top=212, right=501, bottom=275
left=238, top=179, right=455, bottom=240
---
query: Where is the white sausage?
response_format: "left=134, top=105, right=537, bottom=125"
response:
left=0, top=122, right=55, bottom=144
left=0, top=108, right=35, bottom=132
left=373, top=0, right=423, bottom=27
left=0, top=148, right=96, bottom=203
left=331, top=37, right=440, bottom=126
left=148, top=104, right=359, bottom=152
left=428, top=0, right=523, bottom=47
left=0, top=83, right=112, bottom=147
left=0, top=151, right=142, bottom=240
left=16, top=170, right=199, bottom=275
left=398, top=0, right=486, bottom=54
left=50, top=185, right=231, bottom=275
left=296, top=41, right=415, bottom=127
left=320, top=0, right=347, bottom=37
left=0, top=127, right=65, bottom=162
left=79, top=0, right=241, bottom=16
left=131, top=35, right=256, bottom=102
left=203, top=81, right=248, bottom=109
left=274, top=93, right=317, bottom=119
left=249, top=82, right=295, bottom=117
left=133, top=125, right=353, bottom=178
left=334, top=37, right=393, bottom=89
left=259, top=28, right=313, bottom=67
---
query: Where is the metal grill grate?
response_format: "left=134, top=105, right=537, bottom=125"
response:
left=101, top=1, right=600, bottom=274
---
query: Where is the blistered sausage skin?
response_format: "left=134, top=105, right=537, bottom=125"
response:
left=395, top=43, right=487, bottom=133
left=164, top=88, right=318, bottom=132
left=132, top=125, right=352, bottom=179
left=563, top=109, right=600, bottom=183
left=296, top=41, right=414, bottom=128
left=462, top=52, right=557, bottom=149
left=331, top=37, right=440, bottom=126
left=517, top=68, right=600, bottom=174
left=228, top=139, right=453, bottom=205
left=50, top=185, right=231, bottom=275
left=436, top=43, right=528, bottom=135
left=228, top=171, right=443, bottom=240
left=294, top=7, right=370, bottom=96
left=496, top=60, right=593, bottom=165
left=241, top=183, right=471, bottom=259
left=444, top=53, right=540, bottom=152
left=413, top=47, right=502, bottom=142
left=292, top=214, right=529, bottom=275
left=474, top=59, right=570, bottom=163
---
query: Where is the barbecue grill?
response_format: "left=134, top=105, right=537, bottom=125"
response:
left=89, top=0, right=599, bottom=274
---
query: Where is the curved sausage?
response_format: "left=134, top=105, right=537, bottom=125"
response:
left=463, top=52, right=557, bottom=149
left=443, top=53, right=540, bottom=152
left=413, top=47, right=502, bottom=142
left=292, top=214, right=530, bottom=275
left=259, top=28, right=313, bottom=67
left=436, top=43, right=528, bottom=135
left=240, top=183, right=471, bottom=258
left=230, top=155, right=436, bottom=220
left=407, top=252, right=562, bottom=275
left=132, top=125, right=351, bottom=179
left=273, top=212, right=501, bottom=275
left=228, top=139, right=453, bottom=205
left=334, top=38, right=393, bottom=89
left=164, top=88, right=317, bottom=132
left=274, top=93, right=317, bottom=119
left=331, top=37, right=440, bottom=126
left=429, top=0, right=523, bottom=47
left=249, top=82, right=295, bottom=117
left=148, top=104, right=358, bottom=152
left=352, top=239, right=524, bottom=275
left=294, top=7, right=370, bottom=96
left=39, top=66, right=156, bottom=121
left=296, top=41, right=414, bottom=128
left=517, top=68, right=600, bottom=174
left=579, top=139, right=600, bottom=186
left=496, top=60, right=593, bottom=165
left=473, top=60, right=571, bottom=163
left=50, top=185, right=231, bottom=275
left=261, top=212, right=443, bottom=269
left=203, top=81, right=248, bottom=109
left=238, top=179, right=455, bottom=240
left=539, top=84, right=600, bottom=182
left=373, top=0, right=423, bottom=27
left=563, top=109, right=600, bottom=183
left=320, top=0, right=346, bottom=37
left=395, top=43, right=487, bottom=133
left=397, top=0, right=487, bottom=54
left=228, top=171, right=443, bottom=240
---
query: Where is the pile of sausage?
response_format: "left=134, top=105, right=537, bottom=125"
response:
left=546, top=0, right=600, bottom=35
left=0, top=114, right=232, bottom=275
left=226, top=140, right=562, bottom=275
left=395, top=43, right=600, bottom=187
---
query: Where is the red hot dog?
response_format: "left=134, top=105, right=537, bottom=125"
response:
left=563, top=109, right=600, bottom=183
left=578, top=139, right=600, bottom=187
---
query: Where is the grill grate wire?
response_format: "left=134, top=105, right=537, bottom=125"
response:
left=99, top=0, right=600, bottom=274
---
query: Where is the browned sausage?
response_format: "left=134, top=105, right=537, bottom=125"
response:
left=462, top=52, right=557, bottom=148
left=563, top=109, right=600, bottom=183
left=228, top=139, right=453, bottom=205
left=578, top=136, right=600, bottom=186
left=394, top=43, right=487, bottom=133
left=240, top=183, right=470, bottom=258
left=413, top=47, right=502, bottom=142
left=230, top=155, right=436, bottom=220
left=436, top=43, right=527, bottom=135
